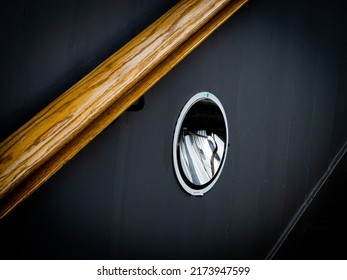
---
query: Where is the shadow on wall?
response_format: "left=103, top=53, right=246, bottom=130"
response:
left=274, top=152, right=347, bottom=259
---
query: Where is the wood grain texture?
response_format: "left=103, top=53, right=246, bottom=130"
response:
left=0, top=0, right=248, bottom=218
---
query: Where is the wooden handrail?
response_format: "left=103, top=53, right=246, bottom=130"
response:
left=0, top=0, right=248, bottom=219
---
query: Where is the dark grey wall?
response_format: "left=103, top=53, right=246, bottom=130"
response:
left=1, top=0, right=347, bottom=259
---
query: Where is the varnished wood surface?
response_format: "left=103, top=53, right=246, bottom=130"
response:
left=0, top=0, right=248, bottom=218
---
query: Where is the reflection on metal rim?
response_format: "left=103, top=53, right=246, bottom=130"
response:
left=179, top=130, right=225, bottom=185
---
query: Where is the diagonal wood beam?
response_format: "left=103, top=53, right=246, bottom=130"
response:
left=0, top=0, right=249, bottom=219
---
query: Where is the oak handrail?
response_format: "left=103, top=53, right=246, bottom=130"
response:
left=0, top=0, right=248, bottom=219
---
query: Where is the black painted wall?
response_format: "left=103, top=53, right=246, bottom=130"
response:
left=275, top=152, right=347, bottom=259
left=1, top=0, right=347, bottom=259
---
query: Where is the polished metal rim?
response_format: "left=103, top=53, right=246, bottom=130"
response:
left=173, top=92, right=229, bottom=196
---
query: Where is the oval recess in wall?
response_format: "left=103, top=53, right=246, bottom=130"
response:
left=173, top=92, right=229, bottom=196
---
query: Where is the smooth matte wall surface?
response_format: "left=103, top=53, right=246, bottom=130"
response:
left=1, top=0, right=347, bottom=259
